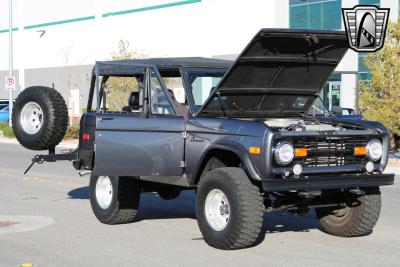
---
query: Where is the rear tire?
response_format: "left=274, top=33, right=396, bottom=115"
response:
left=196, top=167, right=264, bottom=250
left=90, top=175, right=141, bottom=224
left=12, top=86, right=68, bottom=150
left=316, top=187, right=381, bottom=237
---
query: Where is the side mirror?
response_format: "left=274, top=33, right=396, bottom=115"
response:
left=331, top=106, right=343, bottom=115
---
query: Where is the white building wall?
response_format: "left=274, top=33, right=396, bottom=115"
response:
left=340, top=74, right=357, bottom=109
left=275, top=0, right=289, bottom=28
left=381, top=0, right=399, bottom=21
left=1, top=0, right=282, bottom=71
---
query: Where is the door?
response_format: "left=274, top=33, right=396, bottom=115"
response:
left=94, top=68, right=185, bottom=177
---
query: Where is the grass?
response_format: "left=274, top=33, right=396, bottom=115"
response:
left=64, top=126, right=79, bottom=139
left=0, top=122, right=9, bottom=130
left=0, top=124, right=79, bottom=140
left=2, top=126, right=15, bottom=138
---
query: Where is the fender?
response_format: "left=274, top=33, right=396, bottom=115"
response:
left=190, top=140, right=262, bottom=185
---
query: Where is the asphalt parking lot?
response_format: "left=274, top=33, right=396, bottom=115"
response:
left=0, top=142, right=399, bottom=267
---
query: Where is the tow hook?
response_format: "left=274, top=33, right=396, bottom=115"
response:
left=349, top=188, right=365, bottom=195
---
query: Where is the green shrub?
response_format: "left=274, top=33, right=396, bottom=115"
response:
left=64, top=126, right=79, bottom=139
left=0, top=122, right=8, bottom=130
left=2, top=126, right=15, bottom=138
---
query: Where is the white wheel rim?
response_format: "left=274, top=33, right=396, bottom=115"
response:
left=95, top=176, right=113, bottom=209
left=333, top=206, right=350, bottom=217
left=204, top=189, right=230, bottom=231
left=20, top=102, right=44, bottom=134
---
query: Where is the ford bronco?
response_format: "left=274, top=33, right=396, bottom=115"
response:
left=12, top=29, right=394, bottom=249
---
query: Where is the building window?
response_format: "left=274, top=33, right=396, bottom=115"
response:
left=359, top=0, right=380, bottom=5
left=321, top=74, right=342, bottom=110
left=358, top=53, right=372, bottom=81
left=289, top=0, right=342, bottom=30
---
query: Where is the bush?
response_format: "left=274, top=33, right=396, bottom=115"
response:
left=2, top=126, right=15, bottom=138
left=1, top=124, right=79, bottom=140
left=0, top=122, right=8, bottom=130
left=64, top=126, right=79, bottom=139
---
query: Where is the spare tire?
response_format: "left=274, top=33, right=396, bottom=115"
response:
left=12, top=86, right=68, bottom=150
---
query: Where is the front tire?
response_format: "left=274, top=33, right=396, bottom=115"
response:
left=90, top=175, right=141, bottom=224
left=196, top=167, right=264, bottom=250
left=316, top=187, right=381, bottom=237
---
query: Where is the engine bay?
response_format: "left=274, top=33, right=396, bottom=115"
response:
left=263, top=118, right=344, bottom=132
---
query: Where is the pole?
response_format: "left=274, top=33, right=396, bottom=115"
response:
left=8, top=0, right=13, bottom=127
left=355, top=73, right=359, bottom=114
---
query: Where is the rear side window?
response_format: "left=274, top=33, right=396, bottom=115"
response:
left=104, top=77, right=138, bottom=112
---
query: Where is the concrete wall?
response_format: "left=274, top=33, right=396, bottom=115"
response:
left=0, top=65, right=92, bottom=116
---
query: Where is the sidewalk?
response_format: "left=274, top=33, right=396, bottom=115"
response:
left=0, top=136, right=78, bottom=149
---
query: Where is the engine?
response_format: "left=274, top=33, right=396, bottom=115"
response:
left=264, top=118, right=342, bottom=132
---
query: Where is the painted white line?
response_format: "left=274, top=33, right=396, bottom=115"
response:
left=0, top=215, right=54, bottom=236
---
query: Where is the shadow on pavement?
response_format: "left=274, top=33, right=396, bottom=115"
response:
left=264, top=210, right=321, bottom=234
left=67, top=187, right=321, bottom=236
left=68, top=186, right=90, bottom=199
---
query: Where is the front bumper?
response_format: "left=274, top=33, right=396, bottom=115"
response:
left=262, top=173, right=394, bottom=192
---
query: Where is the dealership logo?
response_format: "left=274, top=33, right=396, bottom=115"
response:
left=342, top=5, right=390, bottom=52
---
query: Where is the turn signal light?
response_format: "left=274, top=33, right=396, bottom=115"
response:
left=82, top=133, right=90, bottom=141
left=249, top=146, right=261, bottom=155
left=295, top=148, right=307, bottom=157
left=354, top=146, right=367, bottom=156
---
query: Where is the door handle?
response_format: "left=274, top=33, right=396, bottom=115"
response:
left=98, top=116, right=114, bottom=122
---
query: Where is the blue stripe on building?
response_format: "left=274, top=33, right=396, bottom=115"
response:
left=0, top=0, right=201, bottom=33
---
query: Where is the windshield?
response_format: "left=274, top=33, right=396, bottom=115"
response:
left=186, top=68, right=226, bottom=112
left=308, top=96, right=330, bottom=116
left=0, top=106, right=9, bottom=112
left=200, top=93, right=331, bottom=118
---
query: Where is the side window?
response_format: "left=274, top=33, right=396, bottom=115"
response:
left=104, top=76, right=139, bottom=112
left=150, top=70, right=174, bottom=115
left=191, top=76, right=222, bottom=105
left=162, top=77, right=186, bottom=104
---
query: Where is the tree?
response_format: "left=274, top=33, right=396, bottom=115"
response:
left=359, top=21, right=400, bottom=139
left=106, top=40, right=144, bottom=111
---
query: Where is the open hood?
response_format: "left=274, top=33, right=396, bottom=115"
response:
left=198, top=29, right=349, bottom=116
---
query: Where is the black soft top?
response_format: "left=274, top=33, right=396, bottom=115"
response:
left=94, top=57, right=233, bottom=76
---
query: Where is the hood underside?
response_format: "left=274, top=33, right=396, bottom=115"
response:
left=198, top=29, right=349, bottom=116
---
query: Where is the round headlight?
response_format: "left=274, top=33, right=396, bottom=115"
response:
left=274, top=142, right=294, bottom=165
left=366, top=140, right=383, bottom=162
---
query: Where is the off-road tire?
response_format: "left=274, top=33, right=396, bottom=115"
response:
left=90, top=175, right=141, bottom=224
left=196, top=167, right=264, bottom=250
left=157, top=186, right=181, bottom=200
left=316, top=187, right=381, bottom=237
left=12, top=86, right=68, bottom=150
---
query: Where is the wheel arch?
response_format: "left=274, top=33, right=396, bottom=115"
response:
left=192, top=143, right=262, bottom=185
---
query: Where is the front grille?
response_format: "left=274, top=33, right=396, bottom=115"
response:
left=292, top=136, right=369, bottom=167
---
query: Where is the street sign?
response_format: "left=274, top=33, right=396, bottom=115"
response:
left=5, top=75, right=16, bottom=90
